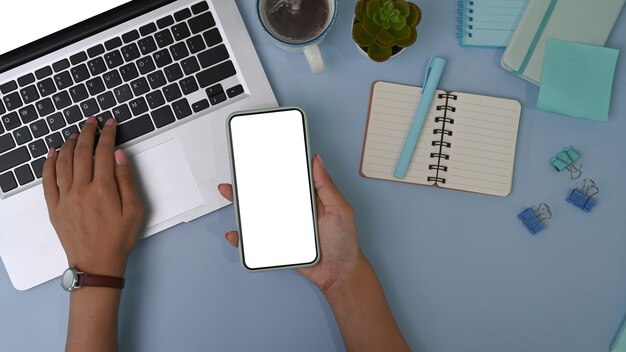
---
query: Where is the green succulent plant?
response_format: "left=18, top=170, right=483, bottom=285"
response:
left=353, top=0, right=422, bottom=62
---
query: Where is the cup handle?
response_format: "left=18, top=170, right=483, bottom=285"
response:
left=303, top=44, right=325, bottom=74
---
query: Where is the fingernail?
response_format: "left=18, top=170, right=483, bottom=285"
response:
left=69, top=133, right=78, bottom=140
left=317, top=154, right=325, bottom=168
left=86, top=116, right=96, bottom=125
left=105, top=118, right=116, bottom=127
left=225, top=233, right=230, bottom=240
left=114, top=149, right=128, bottom=165
left=47, top=148, right=56, bottom=158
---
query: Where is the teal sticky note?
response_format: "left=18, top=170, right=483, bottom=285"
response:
left=613, top=317, right=626, bottom=352
left=538, top=38, right=619, bottom=121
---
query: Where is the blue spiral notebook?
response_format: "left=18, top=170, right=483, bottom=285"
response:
left=457, top=0, right=528, bottom=47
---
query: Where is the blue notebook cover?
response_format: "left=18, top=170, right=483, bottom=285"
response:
left=457, top=0, right=528, bottom=47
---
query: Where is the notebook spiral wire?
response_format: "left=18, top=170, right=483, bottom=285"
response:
left=456, top=0, right=474, bottom=43
left=427, top=94, right=457, bottom=184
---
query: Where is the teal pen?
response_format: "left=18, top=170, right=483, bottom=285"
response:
left=394, top=57, right=447, bottom=179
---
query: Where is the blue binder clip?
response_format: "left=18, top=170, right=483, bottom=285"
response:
left=550, top=146, right=582, bottom=179
left=518, top=203, right=552, bottom=235
left=567, top=178, right=599, bottom=213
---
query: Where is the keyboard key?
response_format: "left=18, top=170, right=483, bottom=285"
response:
left=95, top=111, right=113, bottom=128
left=4, top=92, right=23, bottom=111
left=17, top=74, right=35, bottom=87
left=63, top=106, right=83, bottom=124
left=80, top=98, right=100, bottom=117
left=206, top=83, right=223, bottom=96
left=61, top=125, right=80, bottom=141
left=35, top=66, right=53, bottom=79
left=0, top=134, right=15, bottom=154
left=114, top=84, right=133, bottom=103
left=171, top=23, right=191, bottom=41
left=146, top=91, right=165, bottom=109
left=103, top=70, right=123, bottom=89
left=13, top=126, right=33, bottom=145
left=18, top=105, right=38, bottom=124
left=87, top=44, right=105, bottom=58
left=172, top=98, right=192, bottom=119
left=0, top=101, right=5, bottom=117
left=203, top=28, right=223, bottom=47
left=151, top=105, right=176, bottom=128
left=116, top=114, right=155, bottom=145
left=20, top=85, right=40, bottom=104
left=87, top=57, right=107, bottom=76
left=196, top=60, right=236, bottom=88
left=0, top=172, right=18, bottom=193
left=137, top=56, right=156, bottom=75
left=181, top=56, right=200, bottom=75
left=2, top=112, right=21, bottom=130
left=69, top=84, right=89, bottom=103
left=192, top=99, right=209, bottom=113
left=112, top=104, right=132, bottom=123
left=44, top=132, right=64, bottom=150
left=170, top=42, right=189, bottom=61
left=28, top=139, right=47, bottom=158
left=198, top=44, right=230, bottom=68
left=30, top=119, right=49, bottom=138
left=154, top=49, right=173, bottom=68
left=46, top=112, right=66, bottom=131
left=189, top=12, right=215, bottom=34
left=0, top=146, right=30, bottom=174
left=130, top=77, right=150, bottom=96
left=191, top=1, right=209, bottom=14
left=157, top=15, right=174, bottom=29
left=14, top=165, right=34, bottom=186
left=147, top=70, right=167, bottom=89
left=121, top=43, right=141, bottom=62
left=179, top=77, right=199, bottom=95
left=164, top=63, right=183, bottom=82
left=105, top=37, right=123, bottom=50
left=70, top=52, right=88, bottom=65
left=37, top=78, right=57, bottom=97
left=119, top=63, right=139, bottom=82
left=86, top=77, right=106, bottom=96
left=54, top=71, right=74, bottom=90
left=53, top=59, right=71, bottom=72
left=138, top=36, right=158, bottom=55
left=71, top=64, right=91, bottom=83
left=163, top=83, right=182, bottom=102
left=129, top=97, right=148, bottom=116
left=0, top=81, right=17, bottom=94
left=104, top=50, right=124, bottom=69
left=155, top=29, right=174, bottom=49
left=140, top=23, right=157, bottom=36
left=174, top=8, right=192, bottom=22
left=209, top=92, right=226, bottom=105
left=97, top=91, right=116, bottom=110
left=52, top=91, right=72, bottom=110
left=35, top=98, right=55, bottom=117
left=186, top=35, right=206, bottom=54
left=122, top=29, right=140, bottom=43
left=32, top=157, right=46, bottom=179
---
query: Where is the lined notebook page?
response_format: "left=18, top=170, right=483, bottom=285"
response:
left=440, top=92, right=521, bottom=196
left=361, top=82, right=446, bottom=185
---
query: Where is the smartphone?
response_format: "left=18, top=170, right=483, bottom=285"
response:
left=227, top=108, right=320, bottom=271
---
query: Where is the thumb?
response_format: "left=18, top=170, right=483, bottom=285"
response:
left=312, top=155, right=350, bottom=209
left=114, top=149, right=142, bottom=215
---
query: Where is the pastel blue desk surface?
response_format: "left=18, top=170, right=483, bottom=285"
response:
left=1, top=2, right=625, bottom=351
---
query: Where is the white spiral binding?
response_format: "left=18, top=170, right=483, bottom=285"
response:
left=456, top=0, right=474, bottom=45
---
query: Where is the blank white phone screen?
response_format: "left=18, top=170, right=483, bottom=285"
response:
left=229, top=109, right=318, bottom=270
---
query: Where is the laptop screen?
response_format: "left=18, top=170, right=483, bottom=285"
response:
left=0, top=1, right=131, bottom=57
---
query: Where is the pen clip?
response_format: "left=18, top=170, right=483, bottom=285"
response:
left=423, top=58, right=435, bottom=87
left=423, top=57, right=446, bottom=88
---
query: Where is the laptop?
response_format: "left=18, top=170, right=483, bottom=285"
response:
left=0, top=0, right=277, bottom=290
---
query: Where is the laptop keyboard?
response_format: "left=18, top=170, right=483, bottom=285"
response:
left=0, top=1, right=244, bottom=196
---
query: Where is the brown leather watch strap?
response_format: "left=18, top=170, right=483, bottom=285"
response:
left=78, top=273, right=125, bottom=289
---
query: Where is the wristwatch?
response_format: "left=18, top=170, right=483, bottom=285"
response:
left=61, top=267, right=125, bottom=292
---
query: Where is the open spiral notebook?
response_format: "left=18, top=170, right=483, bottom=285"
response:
left=360, top=81, right=522, bottom=197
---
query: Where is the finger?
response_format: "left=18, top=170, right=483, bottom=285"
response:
left=312, top=154, right=350, bottom=209
left=42, top=148, right=60, bottom=208
left=114, top=149, right=142, bottom=216
left=225, top=231, right=239, bottom=247
left=218, top=184, right=233, bottom=202
left=55, top=134, right=79, bottom=193
left=73, top=116, right=98, bottom=184
left=94, top=118, right=117, bottom=183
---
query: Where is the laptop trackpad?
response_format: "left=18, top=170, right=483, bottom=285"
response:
left=129, top=139, right=204, bottom=230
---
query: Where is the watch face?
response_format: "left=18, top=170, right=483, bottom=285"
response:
left=61, top=268, right=77, bottom=291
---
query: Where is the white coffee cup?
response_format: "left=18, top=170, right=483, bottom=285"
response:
left=257, top=0, right=338, bottom=74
